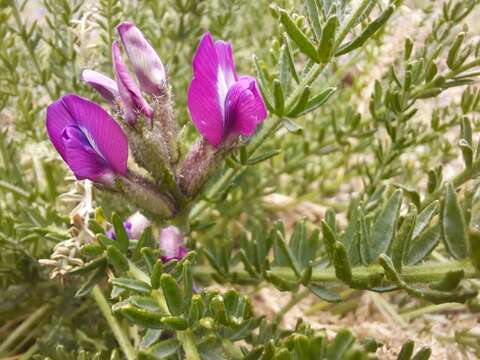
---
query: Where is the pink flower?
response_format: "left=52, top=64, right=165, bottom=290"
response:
left=188, top=33, right=267, bottom=147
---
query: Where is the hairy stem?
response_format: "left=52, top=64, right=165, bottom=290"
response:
left=91, top=286, right=136, bottom=360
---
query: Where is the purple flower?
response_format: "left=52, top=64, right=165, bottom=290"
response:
left=112, top=40, right=153, bottom=124
left=46, top=94, right=128, bottom=185
left=80, top=69, right=119, bottom=104
left=117, top=22, right=166, bottom=96
left=187, top=32, right=267, bottom=147
left=159, top=226, right=188, bottom=262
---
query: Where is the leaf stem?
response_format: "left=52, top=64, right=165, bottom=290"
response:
left=91, top=286, right=136, bottom=360
left=195, top=259, right=478, bottom=284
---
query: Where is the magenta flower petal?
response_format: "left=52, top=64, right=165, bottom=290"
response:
left=117, top=22, right=166, bottom=96
left=187, top=33, right=225, bottom=146
left=61, top=126, right=112, bottom=181
left=188, top=32, right=267, bottom=146
left=81, top=70, right=118, bottom=104
left=112, top=41, right=153, bottom=124
left=225, top=76, right=267, bottom=136
left=46, top=94, right=128, bottom=182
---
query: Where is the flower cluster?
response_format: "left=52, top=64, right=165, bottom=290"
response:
left=46, top=22, right=267, bottom=217
left=106, top=212, right=187, bottom=263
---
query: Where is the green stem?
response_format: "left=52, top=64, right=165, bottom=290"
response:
left=0, top=303, right=51, bottom=355
left=9, top=0, right=54, bottom=100
left=128, top=261, right=201, bottom=360
left=91, top=286, right=136, bottom=360
left=273, top=287, right=310, bottom=324
left=369, top=292, right=408, bottom=328
left=19, top=342, right=39, bottom=360
left=195, top=259, right=478, bottom=284
left=401, top=303, right=465, bottom=319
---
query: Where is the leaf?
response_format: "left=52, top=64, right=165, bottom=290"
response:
left=282, top=34, right=299, bottom=83
left=321, top=220, right=336, bottom=263
left=183, top=260, right=193, bottom=307
left=150, top=260, right=163, bottom=289
left=287, top=85, right=310, bottom=117
left=391, top=206, right=417, bottom=271
left=279, top=45, right=291, bottom=93
left=308, top=283, right=342, bottom=302
left=411, top=347, right=432, bottom=360
left=335, top=5, right=395, bottom=56
left=441, top=183, right=469, bottom=259
left=117, top=304, right=164, bottom=329
left=160, top=273, right=184, bottom=316
left=139, top=338, right=180, bottom=360
left=289, top=221, right=308, bottom=269
left=370, top=189, right=403, bottom=261
left=253, top=55, right=274, bottom=112
left=273, top=79, right=285, bottom=115
left=68, top=256, right=107, bottom=275
left=130, top=296, right=163, bottom=312
left=279, top=9, right=320, bottom=62
left=333, top=242, right=352, bottom=284
left=274, top=230, right=301, bottom=276
left=297, top=87, right=336, bottom=116
left=470, top=229, right=480, bottom=271
left=325, top=329, right=355, bottom=360
left=396, top=341, right=414, bottom=360
left=111, top=278, right=151, bottom=294
left=430, top=270, right=464, bottom=291
left=318, top=15, right=339, bottom=63
left=97, top=233, right=119, bottom=250
left=111, top=213, right=129, bottom=252
left=245, top=149, right=281, bottom=165
left=304, top=0, right=322, bottom=40
left=447, top=32, right=465, bottom=70
left=406, top=224, right=441, bottom=265
left=106, top=246, right=129, bottom=273
left=413, top=201, right=439, bottom=239
left=283, top=118, right=303, bottom=134
left=75, top=267, right=105, bottom=297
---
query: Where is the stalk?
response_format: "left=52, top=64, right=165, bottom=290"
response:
left=194, top=259, right=478, bottom=284
left=91, top=286, right=136, bottom=360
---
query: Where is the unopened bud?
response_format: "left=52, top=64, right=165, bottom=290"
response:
left=159, top=226, right=188, bottom=262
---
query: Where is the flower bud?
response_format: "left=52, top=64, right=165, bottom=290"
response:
left=159, top=226, right=187, bottom=262
left=117, top=22, right=166, bottom=96
left=80, top=70, right=118, bottom=104
left=106, top=211, right=150, bottom=240
left=112, top=40, right=153, bottom=124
